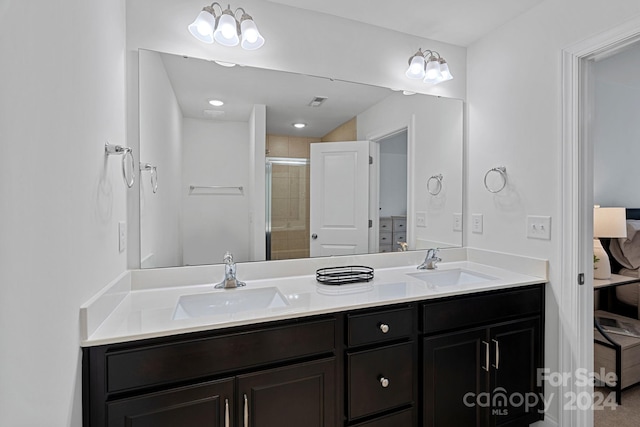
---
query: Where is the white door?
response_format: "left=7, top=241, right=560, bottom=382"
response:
left=310, top=141, right=370, bottom=257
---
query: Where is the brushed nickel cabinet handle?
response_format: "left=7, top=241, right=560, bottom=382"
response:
left=243, top=394, right=248, bottom=427
left=379, top=323, right=390, bottom=333
left=492, top=339, right=500, bottom=370
left=482, top=341, right=489, bottom=372
left=224, top=398, right=229, bottom=427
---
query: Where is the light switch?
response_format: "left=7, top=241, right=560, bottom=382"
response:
left=453, top=213, right=462, bottom=231
left=472, top=214, right=483, bottom=234
left=527, top=216, right=551, bottom=240
left=416, top=212, right=427, bottom=228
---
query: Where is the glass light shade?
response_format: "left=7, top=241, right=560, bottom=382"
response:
left=439, top=61, right=453, bottom=82
left=405, top=55, right=426, bottom=79
left=214, top=13, right=240, bottom=46
left=423, top=58, right=443, bottom=84
left=593, top=207, right=627, bottom=238
left=240, top=19, right=265, bottom=50
left=188, top=10, right=216, bottom=44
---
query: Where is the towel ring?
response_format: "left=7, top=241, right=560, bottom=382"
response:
left=484, top=166, right=507, bottom=193
left=105, top=143, right=135, bottom=188
left=140, top=162, right=158, bottom=193
left=427, top=174, right=443, bottom=196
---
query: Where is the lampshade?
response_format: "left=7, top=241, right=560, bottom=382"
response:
left=240, top=17, right=264, bottom=50
left=188, top=9, right=216, bottom=44
left=423, top=57, right=443, bottom=84
left=593, top=207, right=627, bottom=238
left=439, top=60, right=453, bottom=82
left=405, top=54, right=426, bottom=79
left=214, top=10, right=240, bottom=46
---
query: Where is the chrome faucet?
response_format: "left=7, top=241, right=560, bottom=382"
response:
left=215, top=252, right=246, bottom=289
left=418, top=248, right=441, bottom=270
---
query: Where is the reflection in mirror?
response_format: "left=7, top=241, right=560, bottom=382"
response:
left=138, top=49, right=463, bottom=268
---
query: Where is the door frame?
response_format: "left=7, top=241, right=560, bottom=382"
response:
left=365, top=115, right=416, bottom=251
left=561, top=17, right=640, bottom=427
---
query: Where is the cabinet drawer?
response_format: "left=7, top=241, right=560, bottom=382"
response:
left=348, top=306, right=414, bottom=347
left=379, top=218, right=392, bottom=231
left=422, top=285, right=543, bottom=334
left=392, top=217, right=406, bottom=232
left=379, top=231, right=392, bottom=244
left=348, top=342, right=414, bottom=420
left=392, top=233, right=406, bottom=243
left=351, top=408, right=414, bottom=426
left=105, top=318, right=335, bottom=393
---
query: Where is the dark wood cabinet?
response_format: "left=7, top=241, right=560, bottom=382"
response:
left=107, top=379, right=233, bottom=427
left=237, top=358, right=336, bottom=427
left=84, top=283, right=544, bottom=427
left=421, top=285, right=544, bottom=427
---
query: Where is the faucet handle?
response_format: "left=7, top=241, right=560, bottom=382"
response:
left=426, top=248, right=439, bottom=258
left=222, top=251, right=234, bottom=264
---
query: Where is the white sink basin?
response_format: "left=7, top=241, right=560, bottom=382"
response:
left=407, top=269, right=497, bottom=287
left=173, top=287, right=290, bottom=320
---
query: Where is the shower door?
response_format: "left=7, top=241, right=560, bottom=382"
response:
left=265, top=157, right=310, bottom=260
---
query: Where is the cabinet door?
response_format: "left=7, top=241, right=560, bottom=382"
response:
left=237, top=357, right=336, bottom=427
left=106, top=379, right=234, bottom=427
left=423, top=328, right=489, bottom=427
left=489, top=317, right=542, bottom=426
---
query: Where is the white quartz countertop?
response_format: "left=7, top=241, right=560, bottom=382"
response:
left=81, top=260, right=546, bottom=347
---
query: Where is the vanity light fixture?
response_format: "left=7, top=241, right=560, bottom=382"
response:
left=405, top=48, right=453, bottom=85
left=188, top=2, right=265, bottom=50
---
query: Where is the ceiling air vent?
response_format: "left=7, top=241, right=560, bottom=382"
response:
left=308, top=96, right=328, bottom=107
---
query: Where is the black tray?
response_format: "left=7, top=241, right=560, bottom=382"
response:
left=316, top=266, right=374, bottom=286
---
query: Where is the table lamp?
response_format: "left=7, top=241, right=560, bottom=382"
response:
left=593, top=206, right=627, bottom=279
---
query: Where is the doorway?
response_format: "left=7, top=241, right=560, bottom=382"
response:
left=562, top=18, right=640, bottom=427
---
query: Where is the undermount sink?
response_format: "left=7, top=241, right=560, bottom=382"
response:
left=407, top=269, right=497, bottom=287
left=173, top=287, right=290, bottom=320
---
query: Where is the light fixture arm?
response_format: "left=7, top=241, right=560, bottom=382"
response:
left=205, top=2, right=223, bottom=17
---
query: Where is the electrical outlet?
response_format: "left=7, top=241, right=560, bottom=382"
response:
left=118, top=221, right=127, bottom=253
left=472, top=214, right=483, bottom=234
left=527, top=215, right=551, bottom=240
left=453, top=213, right=462, bottom=231
left=416, top=212, right=427, bottom=228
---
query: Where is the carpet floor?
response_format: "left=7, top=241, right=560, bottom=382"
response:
left=595, top=384, right=640, bottom=426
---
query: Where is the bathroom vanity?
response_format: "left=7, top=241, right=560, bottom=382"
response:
left=81, top=257, right=546, bottom=427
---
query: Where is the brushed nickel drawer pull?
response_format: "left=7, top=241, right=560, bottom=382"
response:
left=482, top=341, right=489, bottom=372
left=379, top=323, right=390, bottom=333
left=224, top=398, right=229, bottom=427
left=492, top=339, right=500, bottom=370
left=379, top=376, right=390, bottom=388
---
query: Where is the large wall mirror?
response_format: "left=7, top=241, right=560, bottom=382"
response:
left=138, top=49, right=463, bottom=268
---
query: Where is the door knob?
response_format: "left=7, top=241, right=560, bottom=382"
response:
left=312, top=233, right=318, bottom=240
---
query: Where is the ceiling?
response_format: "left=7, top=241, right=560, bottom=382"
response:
left=159, top=52, right=395, bottom=137
left=265, top=0, right=545, bottom=46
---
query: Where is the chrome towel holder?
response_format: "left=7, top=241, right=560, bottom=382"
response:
left=427, top=174, right=443, bottom=196
left=105, top=142, right=135, bottom=188
left=484, top=166, right=507, bottom=193
left=140, top=162, right=158, bottom=193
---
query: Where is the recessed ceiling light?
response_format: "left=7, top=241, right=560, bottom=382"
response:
left=293, top=123, right=306, bottom=129
left=209, top=99, right=224, bottom=106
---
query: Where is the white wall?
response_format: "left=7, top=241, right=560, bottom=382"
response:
left=126, top=0, right=466, bottom=100
left=0, top=1, right=127, bottom=426
left=358, top=93, right=464, bottom=248
left=466, top=0, right=640, bottom=423
left=182, top=119, right=252, bottom=264
left=593, top=45, right=640, bottom=207
left=139, top=50, right=184, bottom=268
